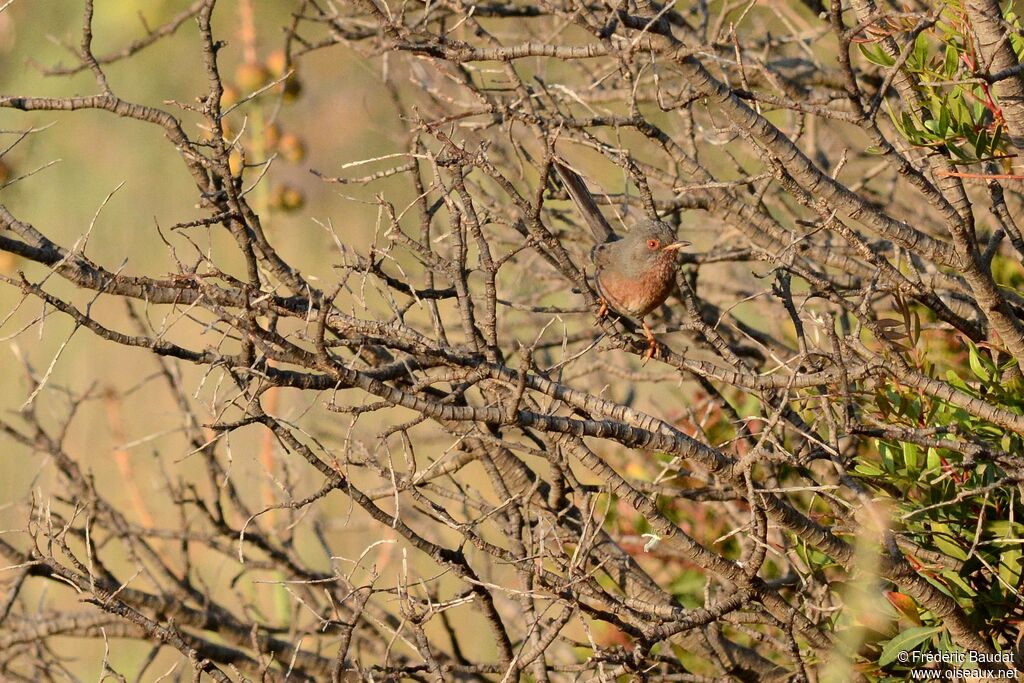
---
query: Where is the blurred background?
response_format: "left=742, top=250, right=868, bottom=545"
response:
left=0, top=3, right=439, bottom=675
left=0, top=4, right=398, bottom=502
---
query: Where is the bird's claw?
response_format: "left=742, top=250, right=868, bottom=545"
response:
left=641, top=322, right=661, bottom=365
left=596, top=298, right=608, bottom=322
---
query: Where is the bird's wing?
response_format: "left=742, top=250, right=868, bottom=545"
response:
left=553, top=161, right=618, bottom=244
left=590, top=242, right=621, bottom=308
left=591, top=241, right=614, bottom=269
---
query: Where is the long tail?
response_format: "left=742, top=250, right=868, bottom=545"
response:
left=552, top=161, right=618, bottom=244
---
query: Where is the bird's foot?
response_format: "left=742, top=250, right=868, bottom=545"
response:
left=641, top=322, right=662, bottom=364
left=596, top=298, right=609, bottom=321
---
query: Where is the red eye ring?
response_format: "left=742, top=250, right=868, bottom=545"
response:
left=647, top=238, right=659, bottom=250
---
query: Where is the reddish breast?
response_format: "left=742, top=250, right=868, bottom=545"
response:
left=597, top=257, right=676, bottom=317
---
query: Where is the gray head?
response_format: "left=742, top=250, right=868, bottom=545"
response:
left=624, top=219, right=682, bottom=249
left=616, top=220, right=690, bottom=270
left=599, top=219, right=689, bottom=278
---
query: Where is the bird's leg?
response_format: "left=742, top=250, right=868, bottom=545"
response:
left=596, top=297, right=608, bottom=320
left=641, top=321, right=660, bottom=363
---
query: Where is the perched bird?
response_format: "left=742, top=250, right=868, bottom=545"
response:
left=554, top=161, right=689, bottom=360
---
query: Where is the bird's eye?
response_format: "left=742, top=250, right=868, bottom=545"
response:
left=647, top=238, right=659, bottom=250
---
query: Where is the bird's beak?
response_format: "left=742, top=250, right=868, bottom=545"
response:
left=661, top=240, right=691, bottom=252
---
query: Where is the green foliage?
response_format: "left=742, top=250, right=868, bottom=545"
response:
left=860, top=2, right=1020, bottom=166
left=667, top=568, right=708, bottom=608
left=845, top=7, right=1024, bottom=667
left=853, top=332, right=1024, bottom=677
left=878, top=626, right=941, bottom=667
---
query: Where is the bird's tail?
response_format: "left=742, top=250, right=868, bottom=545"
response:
left=552, top=160, right=618, bottom=244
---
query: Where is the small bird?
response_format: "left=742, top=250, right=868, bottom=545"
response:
left=553, top=161, right=689, bottom=360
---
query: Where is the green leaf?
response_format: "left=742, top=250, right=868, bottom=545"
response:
left=879, top=626, right=941, bottom=666
left=932, top=522, right=970, bottom=561
left=975, top=128, right=990, bottom=158
left=902, top=112, right=923, bottom=142
left=986, top=520, right=1024, bottom=544
left=950, top=88, right=967, bottom=121
left=912, top=33, right=929, bottom=71
left=902, top=441, right=920, bottom=474
left=967, top=341, right=991, bottom=382
left=943, top=44, right=959, bottom=78
left=999, top=548, right=1022, bottom=586
left=859, top=42, right=896, bottom=67
left=938, top=569, right=976, bottom=598
left=946, top=141, right=970, bottom=160
left=938, top=102, right=950, bottom=138
left=876, top=392, right=893, bottom=417
left=946, top=369, right=969, bottom=390
left=855, top=461, right=884, bottom=476
left=880, top=441, right=896, bottom=474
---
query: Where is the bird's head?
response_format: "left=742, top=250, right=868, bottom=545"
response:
left=624, top=219, right=690, bottom=267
